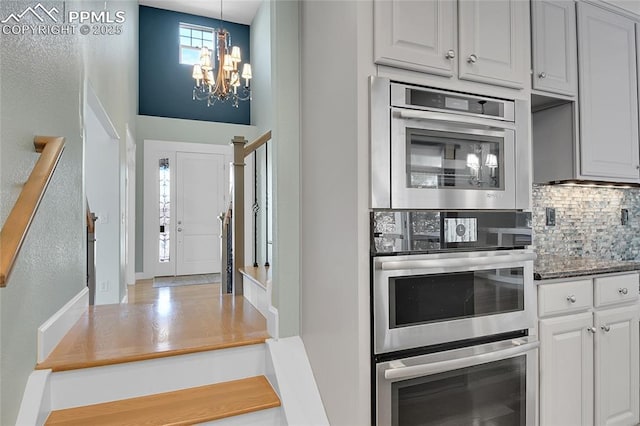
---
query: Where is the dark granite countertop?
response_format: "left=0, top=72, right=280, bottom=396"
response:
left=534, top=256, right=640, bottom=280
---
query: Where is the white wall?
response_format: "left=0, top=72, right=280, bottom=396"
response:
left=252, top=0, right=273, bottom=136
left=299, top=1, right=373, bottom=424
left=250, top=0, right=273, bottom=267
left=85, top=104, right=120, bottom=305
left=271, top=0, right=301, bottom=337
left=81, top=0, right=139, bottom=300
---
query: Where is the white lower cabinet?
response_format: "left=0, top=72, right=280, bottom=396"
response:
left=540, top=312, right=594, bottom=426
left=538, top=274, right=639, bottom=426
left=594, top=305, right=639, bottom=426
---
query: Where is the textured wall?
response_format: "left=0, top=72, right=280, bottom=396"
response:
left=532, top=184, right=640, bottom=260
left=0, top=1, right=138, bottom=422
left=0, top=1, right=85, bottom=422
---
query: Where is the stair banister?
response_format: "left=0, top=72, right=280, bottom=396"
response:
left=0, top=136, right=65, bottom=286
left=232, top=130, right=272, bottom=295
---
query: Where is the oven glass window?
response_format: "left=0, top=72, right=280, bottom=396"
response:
left=391, top=355, right=526, bottom=426
left=406, top=129, right=503, bottom=191
left=389, top=268, right=524, bottom=328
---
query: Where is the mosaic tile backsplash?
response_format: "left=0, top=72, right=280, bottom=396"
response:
left=533, top=184, right=640, bottom=260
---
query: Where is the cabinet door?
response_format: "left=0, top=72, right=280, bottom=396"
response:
left=577, top=3, right=639, bottom=180
left=458, top=0, right=528, bottom=89
left=531, top=0, right=578, bottom=96
left=373, top=0, right=456, bottom=77
left=594, top=304, right=640, bottom=426
left=539, top=313, right=594, bottom=426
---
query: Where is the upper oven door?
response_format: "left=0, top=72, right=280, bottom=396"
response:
left=390, top=109, right=516, bottom=210
left=373, top=250, right=536, bottom=354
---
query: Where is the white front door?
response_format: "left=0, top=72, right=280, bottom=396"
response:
left=175, top=152, right=224, bottom=275
left=143, top=140, right=231, bottom=279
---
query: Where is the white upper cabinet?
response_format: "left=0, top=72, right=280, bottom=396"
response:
left=458, top=0, right=529, bottom=89
left=373, top=0, right=528, bottom=90
left=374, top=0, right=457, bottom=77
left=577, top=2, right=639, bottom=180
left=531, top=0, right=578, bottom=96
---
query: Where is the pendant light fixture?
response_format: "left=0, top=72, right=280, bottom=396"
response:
left=191, top=0, right=252, bottom=108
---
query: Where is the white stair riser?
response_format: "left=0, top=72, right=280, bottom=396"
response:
left=200, top=407, right=285, bottom=426
left=50, top=344, right=266, bottom=410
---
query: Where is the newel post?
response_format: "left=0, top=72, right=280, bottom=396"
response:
left=232, top=136, right=247, bottom=295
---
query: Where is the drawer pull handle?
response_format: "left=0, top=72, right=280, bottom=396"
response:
left=601, top=325, right=611, bottom=332
left=618, top=287, right=629, bottom=295
left=567, top=295, right=577, bottom=303
left=587, top=327, right=597, bottom=334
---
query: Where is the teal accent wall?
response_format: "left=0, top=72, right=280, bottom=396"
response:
left=139, top=6, right=250, bottom=124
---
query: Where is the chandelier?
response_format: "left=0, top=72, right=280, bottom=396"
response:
left=191, top=2, right=252, bottom=108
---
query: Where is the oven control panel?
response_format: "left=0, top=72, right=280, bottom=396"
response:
left=444, top=218, right=477, bottom=243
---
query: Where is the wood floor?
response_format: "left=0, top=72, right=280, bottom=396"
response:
left=37, top=280, right=270, bottom=372
left=45, top=376, right=280, bottom=425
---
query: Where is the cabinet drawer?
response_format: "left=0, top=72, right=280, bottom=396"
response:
left=538, top=279, right=592, bottom=317
left=594, top=273, right=639, bottom=308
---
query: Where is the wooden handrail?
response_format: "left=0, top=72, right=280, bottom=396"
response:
left=243, top=131, right=272, bottom=158
left=0, top=136, right=65, bottom=286
left=86, top=200, right=96, bottom=234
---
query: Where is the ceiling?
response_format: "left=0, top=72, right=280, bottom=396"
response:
left=138, top=0, right=262, bottom=25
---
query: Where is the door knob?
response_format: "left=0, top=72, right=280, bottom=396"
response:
left=446, top=49, right=455, bottom=59
left=601, top=325, right=611, bottom=332
left=467, top=54, right=478, bottom=64
left=538, top=72, right=547, bottom=79
left=567, top=295, right=577, bottom=303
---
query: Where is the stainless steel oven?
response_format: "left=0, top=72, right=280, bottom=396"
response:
left=370, top=77, right=530, bottom=210
left=373, top=249, right=536, bottom=354
left=376, top=336, right=539, bottom=426
left=371, top=210, right=537, bottom=425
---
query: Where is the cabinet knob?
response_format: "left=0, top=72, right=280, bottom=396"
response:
left=538, top=72, right=547, bottom=79
left=446, top=49, right=456, bottom=60
left=177, top=227, right=183, bottom=232
left=567, top=295, right=577, bottom=303
left=601, top=325, right=611, bottom=332
left=587, top=327, right=597, bottom=334
left=467, top=54, right=478, bottom=64
left=618, top=287, right=629, bottom=295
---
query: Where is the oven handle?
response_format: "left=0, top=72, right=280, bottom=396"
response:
left=383, top=340, right=539, bottom=381
left=378, top=252, right=536, bottom=271
left=395, top=109, right=511, bottom=131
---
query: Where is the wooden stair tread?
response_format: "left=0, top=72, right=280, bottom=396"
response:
left=45, top=376, right=280, bottom=425
left=37, top=294, right=269, bottom=372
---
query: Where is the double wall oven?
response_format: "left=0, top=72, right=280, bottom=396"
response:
left=370, top=78, right=535, bottom=426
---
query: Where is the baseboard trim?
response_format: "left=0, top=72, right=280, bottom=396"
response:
left=38, top=287, right=89, bottom=363
left=135, top=272, right=153, bottom=281
left=267, top=306, right=279, bottom=340
left=16, top=369, right=52, bottom=426
left=266, top=337, right=328, bottom=426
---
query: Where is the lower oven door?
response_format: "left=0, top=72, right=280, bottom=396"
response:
left=374, top=250, right=536, bottom=354
left=376, top=337, right=539, bottom=426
